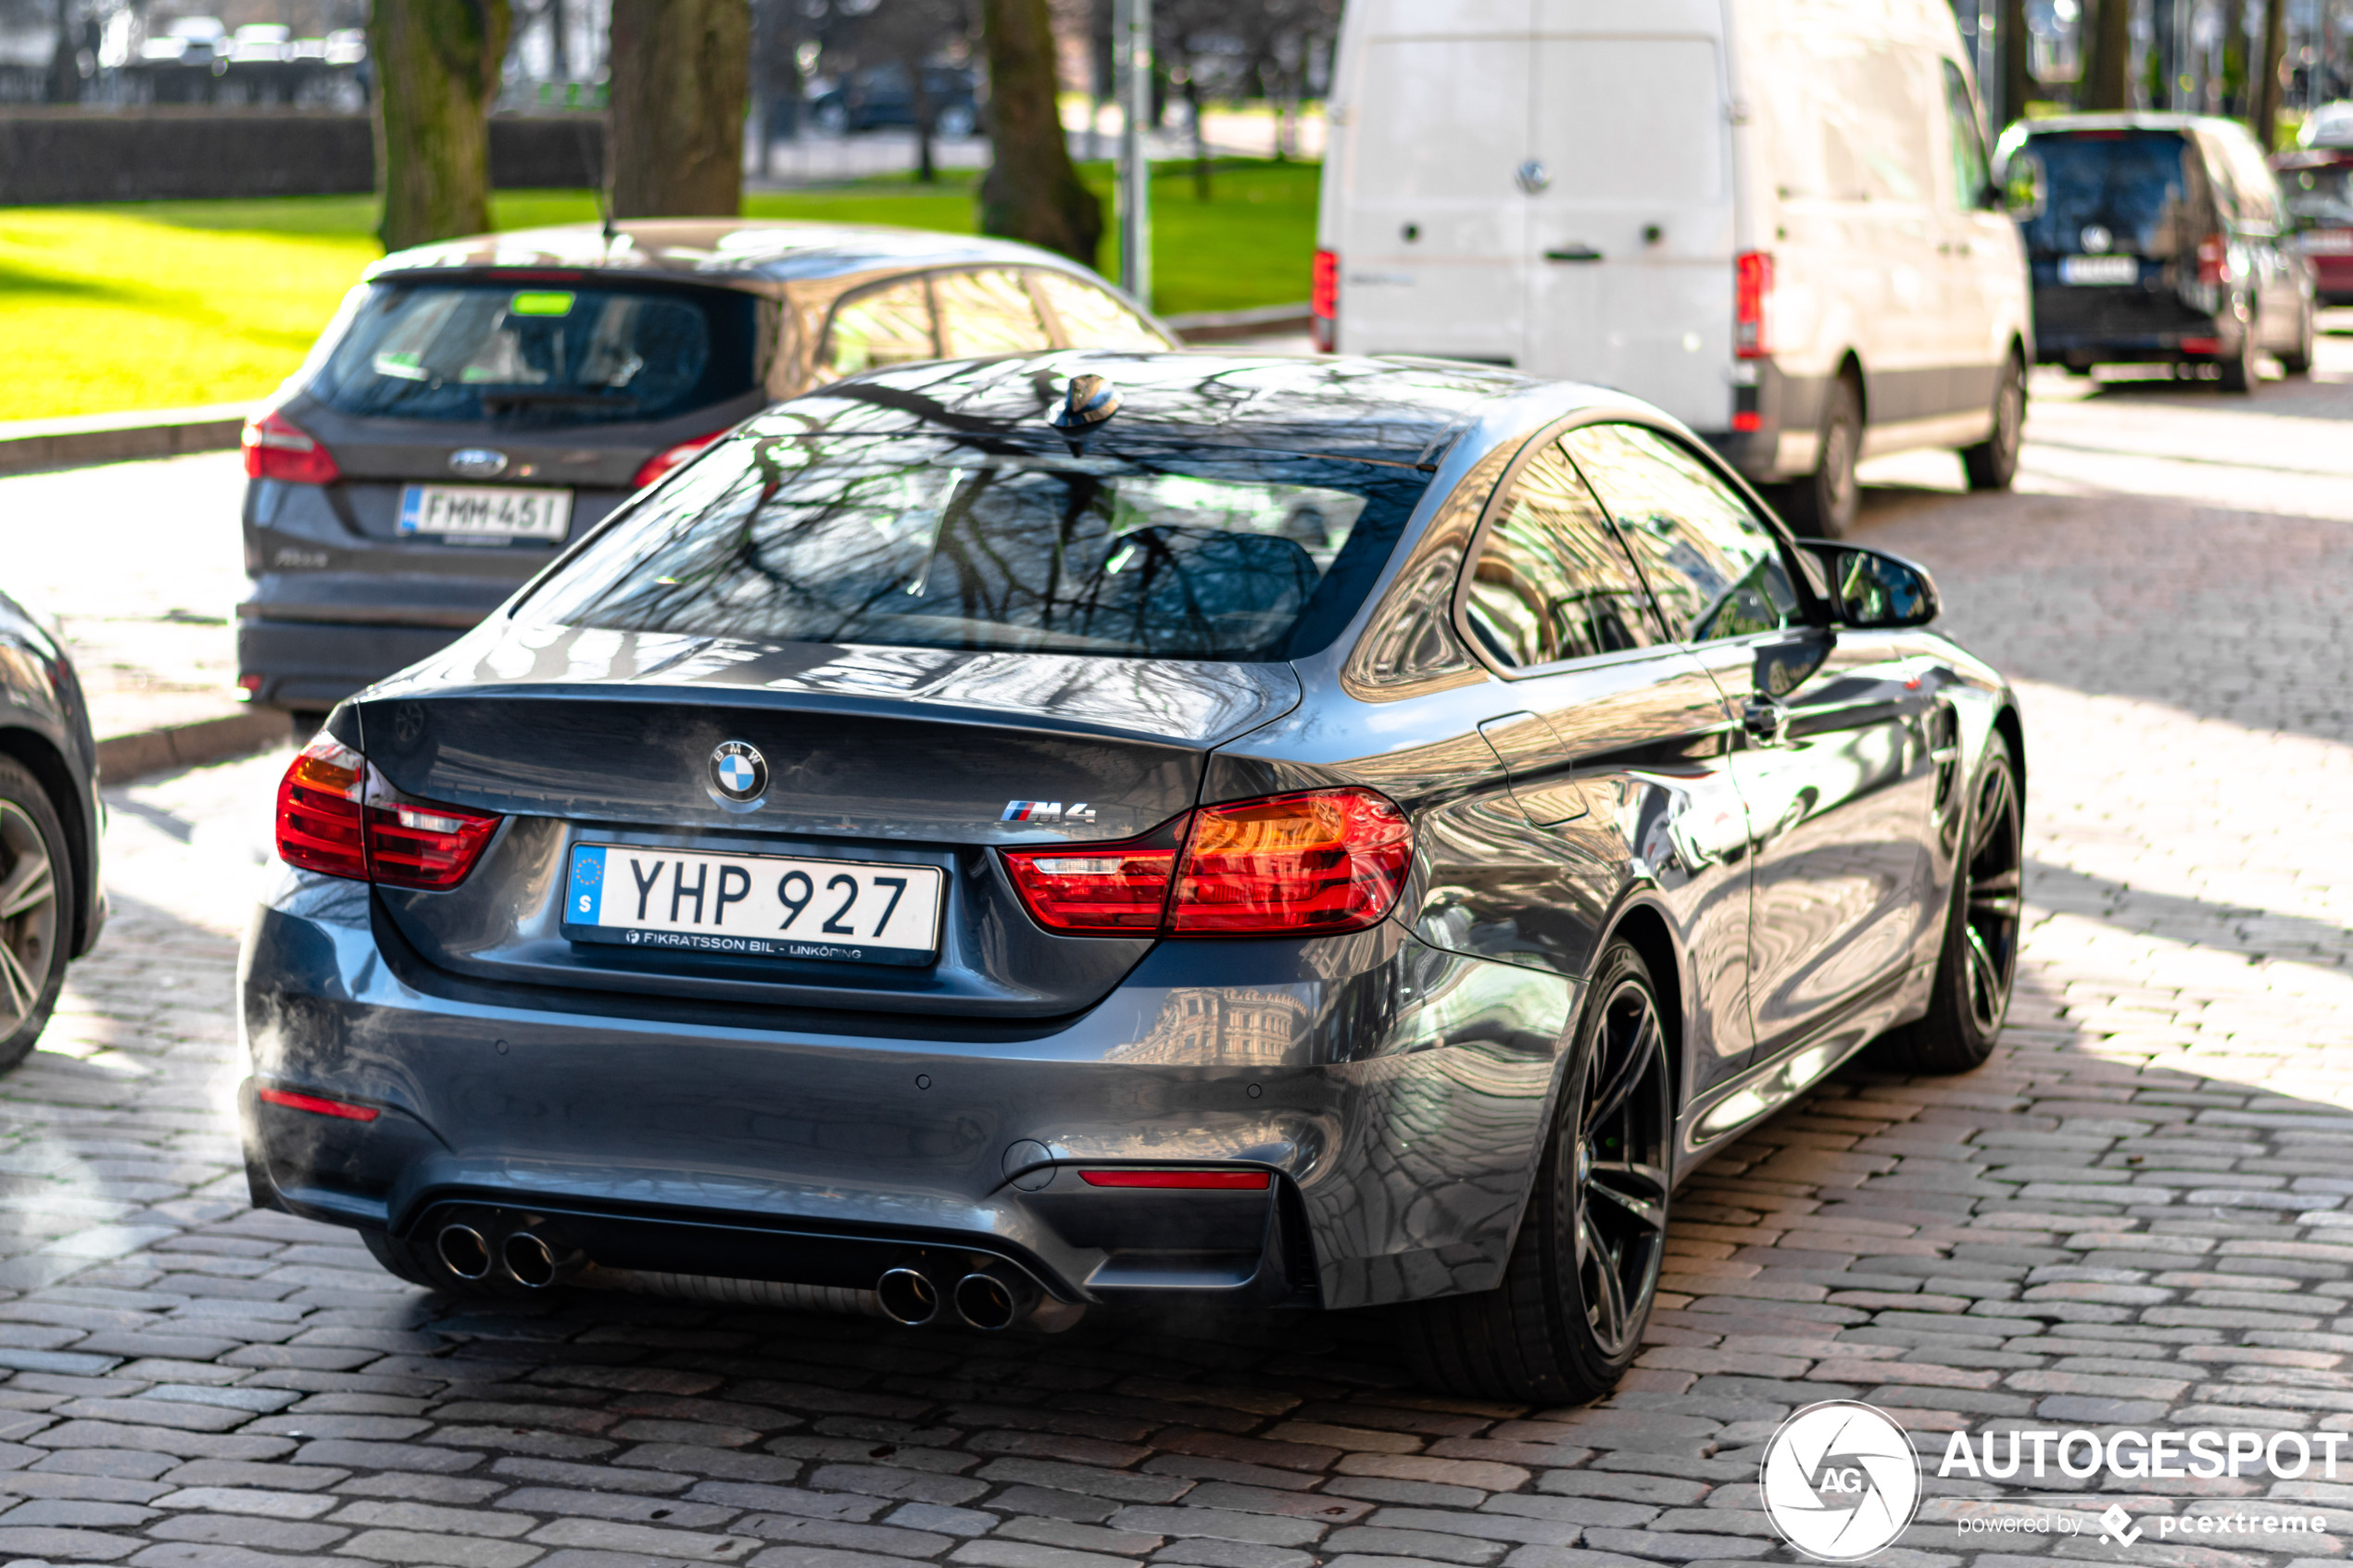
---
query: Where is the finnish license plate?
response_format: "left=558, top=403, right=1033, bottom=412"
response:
left=2301, top=229, right=2353, bottom=255
left=2059, top=255, right=2138, bottom=285
left=398, top=484, right=572, bottom=542
left=562, top=843, right=945, bottom=967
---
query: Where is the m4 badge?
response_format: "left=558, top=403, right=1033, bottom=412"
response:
left=1002, top=801, right=1097, bottom=822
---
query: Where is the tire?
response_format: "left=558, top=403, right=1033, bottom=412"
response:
left=1397, top=941, right=1673, bottom=1403
left=0, top=757, right=71, bottom=1072
left=1780, top=373, right=1861, bottom=538
left=1878, top=731, right=2022, bottom=1074
left=2218, top=310, right=2259, bottom=394
left=1960, top=352, right=2025, bottom=492
left=2279, top=302, right=2316, bottom=377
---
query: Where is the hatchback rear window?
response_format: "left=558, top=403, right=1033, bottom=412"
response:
left=2013, top=131, right=2200, bottom=257
left=527, top=433, right=1429, bottom=661
left=310, top=281, right=758, bottom=424
left=2283, top=162, right=2353, bottom=226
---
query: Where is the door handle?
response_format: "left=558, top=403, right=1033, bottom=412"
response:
left=1544, top=245, right=1604, bottom=263
left=1742, top=696, right=1790, bottom=746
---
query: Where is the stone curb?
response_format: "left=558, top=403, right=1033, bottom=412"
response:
left=0, top=402, right=250, bottom=477
left=94, top=708, right=294, bottom=786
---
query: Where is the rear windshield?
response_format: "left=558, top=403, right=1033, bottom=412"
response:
left=2283, top=162, right=2353, bottom=225
left=309, top=281, right=758, bottom=424
left=2014, top=131, right=2199, bottom=256
left=525, top=433, right=1429, bottom=661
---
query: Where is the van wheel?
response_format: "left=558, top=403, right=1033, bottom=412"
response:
left=0, top=758, right=71, bottom=1072
left=2279, top=303, right=2316, bottom=377
left=2219, top=311, right=2259, bottom=394
left=1396, top=941, right=1671, bottom=1402
left=1782, top=374, right=1860, bottom=538
left=1879, top=733, right=2021, bottom=1074
left=1960, top=353, right=2024, bottom=492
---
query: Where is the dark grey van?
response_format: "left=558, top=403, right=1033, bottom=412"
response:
left=1998, top=113, right=2318, bottom=391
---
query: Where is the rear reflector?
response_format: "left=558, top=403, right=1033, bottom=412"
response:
left=2181, top=336, right=2220, bottom=355
left=274, top=733, right=502, bottom=890
left=1000, top=787, right=1412, bottom=939
left=632, top=430, right=730, bottom=490
left=242, top=408, right=341, bottom=485
left=1079, top=1170, right=1270, bottom=1189
left=257, top=1086, right=380, bottom=1122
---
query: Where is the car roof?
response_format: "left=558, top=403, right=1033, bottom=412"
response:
left=759, top=350, right=1552, bottom=468
left=365, top=220, right=1105, bottom=289
left=2019, top=112, right=2229, bottom=137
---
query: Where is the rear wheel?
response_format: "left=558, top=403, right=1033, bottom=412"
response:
left=0, top=758, right=70, bottom=1072
left=2219, top=310, right=2260, bottom=394
left=1398, top=941, right=1672, bottom=1402
left=1960, top=352, right=2025, bottom=492
left=1879, top=732, right=2022, bottom=1073
left=2279, top=301, right=2317, bottom=377
left=1780, top=373, right=1861, bottom=538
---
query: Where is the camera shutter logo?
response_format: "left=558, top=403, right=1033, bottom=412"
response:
left=1759, top=1400, right=1921, bottom=1561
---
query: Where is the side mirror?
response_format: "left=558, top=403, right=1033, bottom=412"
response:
left=1800, top=543, right=1942, bottom=629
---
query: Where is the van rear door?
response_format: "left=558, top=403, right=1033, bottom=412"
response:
left=1330, top=1, right=1530, bottom=364
left=1519, top=21, right=1735, bottom=431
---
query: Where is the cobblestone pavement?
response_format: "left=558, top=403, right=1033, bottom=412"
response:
left=1, top=333, right=2351, bottom=1568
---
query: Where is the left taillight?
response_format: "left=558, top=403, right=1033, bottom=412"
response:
left=1735, top=251, right=1774, bottom=359
left=274, top=734, right=502, bottom=890
left=2196, top=232, right=2228, bottom=285
left=632, top=430, right=728, bottom=491
left=1311, top=248, right=1339, bottom=353
left=242, top=408, right=341, bottom=484
left=1000, top=786, right=1412, bottom=939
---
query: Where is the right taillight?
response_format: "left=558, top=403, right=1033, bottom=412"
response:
left=1000, top=786, right=1412, bottom=939
left=1311, top=248, right=1339, bottom=353
left=2196, top=233, right=2227, bottom=285
left=242, top=408, right=341, bottom=484
left=274, top=734, right=502, bottom=890
left=1735, top=251, right=1774, bottom=358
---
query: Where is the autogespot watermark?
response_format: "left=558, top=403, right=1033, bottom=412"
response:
left=1757, top=1401, right=2340, bottom=1562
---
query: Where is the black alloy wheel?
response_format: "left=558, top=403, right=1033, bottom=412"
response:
left=1397, top=941, right=1672, bottom=1402
left=1962, top=352, right=2025, bottom=492
left=0, top=758, right=69, bottom=1069
left=1882, top=732, right=2023, bottom=1073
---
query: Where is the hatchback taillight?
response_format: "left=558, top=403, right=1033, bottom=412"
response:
left=1735, top=251, right=1774, bottom=358
left=632, top=430, right=728, bottom=490
left=2196, top=233, right=2227, bottom=285
left=242, top=408, right=341, bottom=485
left=1311, top=249, right=1339, bottom=353
left=274, top=734, right=502, bottom=890
left=1000, top=787, right=1411, bottom=938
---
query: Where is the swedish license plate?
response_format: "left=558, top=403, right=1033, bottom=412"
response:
left=2302, top=229, right=2353, bottom=255
left=563, top=843, right=945, bottom=967
left=2059, top=255, right=2138, bottom=285
left=398, top=484, right=572, bottom=542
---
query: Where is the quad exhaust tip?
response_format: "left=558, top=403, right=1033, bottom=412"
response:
left=875, top=1266, right=940, bottom=1325
left=952, top=1272, right=1026, bottom=1331
left=502, top=1231, right=560, bottom=1288
left=436, top=1223, right=491, bottom=1281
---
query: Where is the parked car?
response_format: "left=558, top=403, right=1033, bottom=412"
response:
left=2276, top=146, right=2353, bottom=307
left=240, top=350, right=2022, bottom=1402
left=1313, top=0, right=2032, bottom=538
left=1998, top=113, right=2319, bottom=391
left=236, top=221, right=1174, bottom=716
left=810, top=65, right=980, bottom=137
left=0, top=590, right=104, bottom=1067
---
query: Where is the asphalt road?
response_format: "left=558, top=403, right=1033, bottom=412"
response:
left=0, top=325, right=2349, bottom=1567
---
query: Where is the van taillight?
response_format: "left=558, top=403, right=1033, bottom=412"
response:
left=274, top=734, right=502, bottom=890
left=2196, top=234, right=2227, bottom=285
left=1735, top=252, right=1774, bottom=359
left=1000, top=787, right=1412, bottom=938
left=1311, top=249, right=1339, bottom=353
left=242, top=409, right=341, bottom=485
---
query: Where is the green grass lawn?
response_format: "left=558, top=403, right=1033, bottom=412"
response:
left=0, top=159, right=1318, bottom=423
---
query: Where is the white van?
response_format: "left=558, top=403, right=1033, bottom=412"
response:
left=1314, top=0, right=2032, bottom=536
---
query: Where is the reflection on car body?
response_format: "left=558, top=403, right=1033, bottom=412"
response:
left=239, top=351, right=2025, bottom=1403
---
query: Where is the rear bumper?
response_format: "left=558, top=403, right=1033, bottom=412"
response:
left=237, top=618, right=474, bottom=709
left=238, top=873, right=1577, bottom=1311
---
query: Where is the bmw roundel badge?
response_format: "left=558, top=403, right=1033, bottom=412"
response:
left=709, top=740, right=768, bottom=803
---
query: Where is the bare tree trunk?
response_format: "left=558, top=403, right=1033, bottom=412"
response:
left=910, top=57, right=937, bottom=182
left=45, top=0, right=79, bottom=105
left=2254, top=0, right=2289, bottom=146
left=546, top=0, right=570, bottom=81
left=371, top=0, right=512, bottom=253
left=609, top=0, right=751, bottom=220
left=2083, top=0, right=2133, bottom=109
left=977, top=0, right=1104, bottom=268
left=1999, top=0, right=2035, bottom=124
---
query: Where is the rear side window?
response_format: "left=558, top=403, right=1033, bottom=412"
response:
left=1565, top=424, right=1796, bottom=646
left=1033, top=272, right=1169, bottom=350
left=824, top=278, right=938, bottom=380
left=2283, top=161, right=2353, bottom=225
left=529, top=432, right=1430, bottom=662
left=311, top=282, right=756, bottom=424
left=1466, top=443, right=1661, bottom=668
left=2013, top=132, right=2198, bottom=257
left=935, top=269, right=1053, bottom=357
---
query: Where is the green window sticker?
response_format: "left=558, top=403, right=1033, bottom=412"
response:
left=510, top=291, right=576, bottom=318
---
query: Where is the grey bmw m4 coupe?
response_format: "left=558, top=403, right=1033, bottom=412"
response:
left=240, top=350, right=2024, bottom=1402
